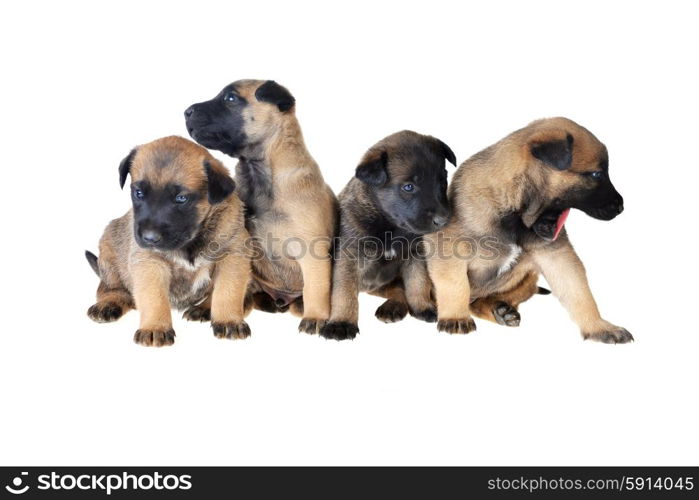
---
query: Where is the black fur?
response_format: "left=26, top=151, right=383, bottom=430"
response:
left=204, top=160, right=236, bottom=204
left=435, top=138, right=457, bottom=166
left=355, top=151, right=388, bottom=186
left=130, top=180, right=202, bottom=251
left=185, top=84, right=249, bottom=157
left=85, top=250, right=99, bottom=277
left=119, top=148, right=138, bottom=188
left=531, top=134, right=573, bottom=170
left=254, top=80, right=295, bottom=112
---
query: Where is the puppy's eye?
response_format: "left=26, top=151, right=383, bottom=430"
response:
left=174, top=194, right=188, bottom=204
left=402, top=183, right=415, bottom=192
left=223, top=92, right=238, bottom=103
left=587, top=171, right=604, bottom=180
left=134, top=189, right=144, bottom=200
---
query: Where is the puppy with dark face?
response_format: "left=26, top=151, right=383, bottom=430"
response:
left=426, top=117, right=632, bottom=343
left=185, top=80, right=337, bottom=334
left=320, top=131, right=456, bottom=340
left=85, top=136, right=252, bottom=346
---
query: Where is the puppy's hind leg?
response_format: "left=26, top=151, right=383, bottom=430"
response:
left=470, top=271, right=542, bottom=327
left=88, top=281, right=134, bottom=323
left=86, top=251, right=133, bottom=323
left=370, top=282, right=410, bottom=324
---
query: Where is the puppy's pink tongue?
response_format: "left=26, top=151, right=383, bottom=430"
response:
left=553, top=208, right=570, bottom=241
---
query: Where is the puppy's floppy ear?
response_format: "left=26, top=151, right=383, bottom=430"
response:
left=255, top=80, right=296, bottom=112
left=204, top=158, right=236, bottom=204
left=118, top=148, right=138, bottom=189
left=355, top=150, right=389, bottom=186
left=530, top=131, right=574, bottom=171
left=433, top=137, right=457, bottom=166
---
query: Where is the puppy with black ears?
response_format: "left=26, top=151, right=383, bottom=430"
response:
left=185, top=80, right=337, bottom=335
left=85, top=136, right=252, bottom=346
left=321, top=130, right=456, bottom=340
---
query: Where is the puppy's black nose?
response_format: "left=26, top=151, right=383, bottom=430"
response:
left=184, top=106, right=195, bottom=118
left=432, top=214, right=448, bottom=228
left=141, top=230, right=162, bottom=245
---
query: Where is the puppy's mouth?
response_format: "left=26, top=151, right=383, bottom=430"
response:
left=532, top=208, right=570, bottom=242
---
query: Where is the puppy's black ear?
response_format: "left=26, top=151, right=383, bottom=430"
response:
left=255, top=80, right=296, bottom=112
left=435, top=138, right=457, bottom=166
left=204, top=159, right=236, bottom=204
left=118, top=148, right=138, bottom=189
left=531, top=133, right=574, bottom=170
left=355, top=150, right=389, bottom=186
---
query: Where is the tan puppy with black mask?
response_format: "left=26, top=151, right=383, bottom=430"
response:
left=85, top=136, right=251, bottom=346
left=185, top=80, right=337, bottom=335
left=426, top=118, right=632, bottom=343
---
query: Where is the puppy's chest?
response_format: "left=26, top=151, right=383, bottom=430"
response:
left=168, top=256, right=213, bottom=309
left=468, top=238, right=532, bottom=295
left=357, top=246, right=409, bottom=292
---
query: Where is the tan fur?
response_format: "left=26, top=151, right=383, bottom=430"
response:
left=229, top=81, right=337, bottom=333
left=426, top=117, right=631, bottom=342
left=87, top=136, right=251, bottom=346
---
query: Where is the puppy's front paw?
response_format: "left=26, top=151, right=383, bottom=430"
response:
left=298, top=318, right=326, bottom=335
left=493, top=301, right=521, bottom=327
left=320, top=321, right=359, bottom=341
left=182, top=305, right=211, bottom=322
left=87, top=301, right=125, bottom=323
left=375, top=300, right=408, bottom=323
left=411, top=306, right=438, bottom=323
left=583, top=326, right=634, bottom=344
left=437, top=317, right=477, bottom=334
left=212, top=321, right=251, bottom=340
left=134, top=328, right=176, bottom=347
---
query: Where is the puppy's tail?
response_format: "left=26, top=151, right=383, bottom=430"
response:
left=85, top=250, right=100, bottom=278
left=537, top=286, right=551, bottom=295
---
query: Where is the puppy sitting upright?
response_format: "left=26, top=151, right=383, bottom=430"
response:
left=85, top=136, right=251, bottom=347
left=426, top=117, right=632, bottom=343
left=185, top=80, right=337, bottom=334
left=321, top=131, right=456, bottom=340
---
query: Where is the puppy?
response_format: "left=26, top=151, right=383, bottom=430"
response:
left=425, top=117, right=632, bottom=343
left=321, top=131, right=456, bottom=340
left=185, top=80, right=337, bottom=334
left=85, top=136, right=251, bottom=346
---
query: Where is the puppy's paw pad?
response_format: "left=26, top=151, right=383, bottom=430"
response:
left=583, top=327, right=634, bottom=344
left=493, top=302, right=521, bottom=327
left=211, top=321, right=251, bottom=340
left=437, top=318, right=477, bottom=334
left=298, top=318, right=326, bottom=335
left=182, top=306, right=211, bottom=322
left=375, top=300, right=409, bottom=323
left=411, top=307, right=438, bottom=323
left=320, top=321, right=359, bottom=341
left=87, top=302, right=124, bottom=323
left=134, top=328, right=176, bottom=347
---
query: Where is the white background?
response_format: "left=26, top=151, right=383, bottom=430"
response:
left=1, top=0, right=697, bottom=466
